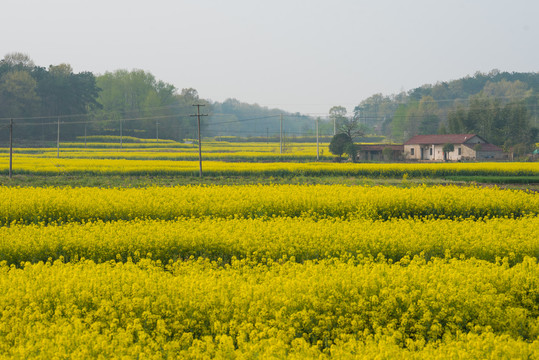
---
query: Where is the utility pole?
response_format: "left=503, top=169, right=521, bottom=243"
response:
left=57, top=117, right=60, bottom=158
left=120, top=119, right=123, bottom=150
left=316, top=117, right=319, bottom=161
left=280, top=113, right=283, bottom=154
left=191, top=104, right=208, bottom=177
left=156, top=121, right=159, bottom=142
left=9, top=119, right=13, bottom=179
left=84, top=121, right=87, bottom=149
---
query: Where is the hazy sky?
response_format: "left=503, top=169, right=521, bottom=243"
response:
left=2, top=0, right=538, bottom=115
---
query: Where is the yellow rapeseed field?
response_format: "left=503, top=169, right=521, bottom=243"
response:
left=0, top=182, right=537, bottom=358
left=0, top=216, right=537, bottom=266
left=1, top=257, right=538, bottom=358
left=2, top=154, right=539, bottom=176
left=0, top=184, right=537, bottom=225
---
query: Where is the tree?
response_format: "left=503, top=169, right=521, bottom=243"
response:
left=438, top=122, right=448, bottom=135
left=502, top=101, right=532, bottom=145
left=329, top=106, right=347, bottom=135
left=446, top=97, right=532, bottom=146
left=0, top=53, right=40, bottom=119
left=417, top=96, right=440, bottom=135
left=338, top=116, right=365, bottom=141
left=96, top=69, right=179, bottom=138
left=482, top=79, right=532, bottom=101
left=344, top=142, right=358, bottom=162
left=329, top=105, right=365, bottom=141
left=0, top=70, right=40, bottom=118
left=391, top=104, right=408, bottom=142
left=329, top=133, right=353, bottom=159
left=0, top=52, right=32, bottom=70
left=355, top=93, right=398, bottom=132
left=442, top=143, right=454, bottom=161
left=38, top=64, right=101, bottom=116
left=447, top=107, right=466, bottom=134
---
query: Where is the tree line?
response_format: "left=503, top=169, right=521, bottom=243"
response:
left=348, top=69, right=538, bottom=150
left=0, top=53, right=315, bottom=143
left=2, top=53, right=538, bottom=150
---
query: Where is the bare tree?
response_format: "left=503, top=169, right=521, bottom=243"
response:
left=1, top=52, right=35, bottom=68
left=338, top=116, right=365, bottom=141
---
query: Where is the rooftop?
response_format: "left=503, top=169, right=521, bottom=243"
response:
left=404, top=134, right=481, bottom=145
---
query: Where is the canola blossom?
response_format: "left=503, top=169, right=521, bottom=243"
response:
left=0, top=257, right=538, bottom=358
left=0, top=184, right=537, bottom=225
left=0, top=141, right=332, bottom=162
left=1, top=154, right=539, bottom=177
left=0, top=216, right=537, bottom=266
left=0, top=182, right=537, bottom=358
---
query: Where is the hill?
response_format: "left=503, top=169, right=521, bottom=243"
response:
left=354, top=70, right=539, bottom=150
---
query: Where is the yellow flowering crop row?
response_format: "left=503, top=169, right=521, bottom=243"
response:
left=0, top=216, right=537, bottom=266
left=0, top=181, right=536, bottom=358
left=2, top=155, right=539, bottom=177
left=30, top=149, right=328, bottom=161
left=1, top=184, right=537, bottom=225
left=1, top=141, right=328, bottom=161
left=0, top=257, right=538, bottom=358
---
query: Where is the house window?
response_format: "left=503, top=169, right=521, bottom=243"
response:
left=429, top=148, right=433, bottom=156
left=458, top=148, right=461, bottom=155
left=411, top=148, right=415, bottom=156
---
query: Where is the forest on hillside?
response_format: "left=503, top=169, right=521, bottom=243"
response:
left=1, top=52, right=537, bottom=150
left=0, top=53, right=316, bottom=144
left=352, top=69, right=539, bottom=150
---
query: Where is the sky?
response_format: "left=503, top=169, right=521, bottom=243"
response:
left=2, top=0, right=538, bottom=115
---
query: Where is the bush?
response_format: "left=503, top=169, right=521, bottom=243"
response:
left=329, top=133, right=353, bottom=158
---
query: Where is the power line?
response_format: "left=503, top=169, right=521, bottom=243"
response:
left=207, top=115, right=281, bottom=126
left=0, top=102, right=202, bottom=122
left=14, top=113, right=286, bottom=128
left=19, top=114, right=188, bottom=127
left=3, top=96, right=537, bottom=124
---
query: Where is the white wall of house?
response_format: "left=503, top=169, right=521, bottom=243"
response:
left=433, top=145, right=445, bottom=160
left=403, top=145, right=418, bottom=160
left=461, top=145, right=476, bottom=160
left=435, top=145, right=465, bottom=161
left=405, top=144, right=462, bottom=160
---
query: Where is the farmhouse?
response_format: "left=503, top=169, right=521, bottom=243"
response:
left=404, top=134, right=505, bottom=161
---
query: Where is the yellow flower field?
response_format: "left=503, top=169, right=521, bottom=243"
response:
left=0, top=184, right=537, bottom=225
left=1, top=140, right=331, bottom=161
left=0, top=183, right=537, bottom=358
left=0, top=216, right=537, bottom=266
left=1, top=155, right=538, bottom=177
left=1, top=257, right=539, bottom=358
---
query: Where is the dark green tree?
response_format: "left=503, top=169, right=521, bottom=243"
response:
left=344, top=142, right=358, bottom=162
left=37, top=64, right=101, bottom=116
left=390, top=104, right=408, bottom=142
left=329, top=133, right=353, bottom=159
left=0, top=70, right=40, bottom=118
left=447, top=107, right=466, bottom=133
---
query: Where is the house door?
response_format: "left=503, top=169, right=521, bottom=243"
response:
left=420, top=148, right=424, bottom=160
